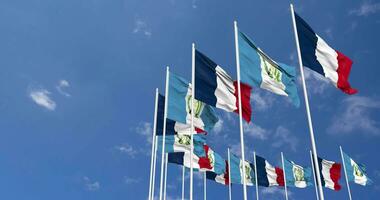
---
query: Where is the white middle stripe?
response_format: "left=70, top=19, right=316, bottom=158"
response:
left=315, top=34, right=339, bottom=87
left=215, top=66, right=237, bottom=112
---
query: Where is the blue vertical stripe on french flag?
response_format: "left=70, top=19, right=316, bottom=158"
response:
left=295, top=12, right=357, bottom=95
left=195, top=50, right=253, bottom=122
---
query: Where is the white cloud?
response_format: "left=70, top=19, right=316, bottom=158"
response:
left=191, top=0, right=198, bottom=9
left=133, top=19, right=152, bottom=37
left=251, top=91, right=275, bottom=111
left=29, top=88, right=56, bottom=111
left=328, top=96, right=380, bottom=135
left=136, top=122, right=153, bottom=143
left=56, top=79, right=71, bottom=97
left=115, top=143, right=138, bottom=158
left=83, top=176, right=100, bottom=191
left=124, top=177, right=141, bottom=184
left=244, top=123, right=269, bottom=140
left=350, top=1, right=380, bottom=16
left=261, top=187, right=292, bottom=198
left=324, top=28, right=333, bottom=39
left=301, top=67, right=330, bottom=95
left=272, top=126, right=299, bottom=152
left=213, top=119, right=223, bottom=135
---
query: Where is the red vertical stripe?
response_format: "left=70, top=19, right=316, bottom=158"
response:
left=275, top=167, right=285, bottom=186
left=224, top=160, right=230, bottom=185
left=330, top=163, right=342, bottom=191
left=336, top=51, right=357, bottom=95
left=233, top=81, right=252, bottom=123
left=198, top=145, right=213, bottom=170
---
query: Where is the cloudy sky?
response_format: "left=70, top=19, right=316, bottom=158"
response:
left=0, top=0, right=379, bottom=199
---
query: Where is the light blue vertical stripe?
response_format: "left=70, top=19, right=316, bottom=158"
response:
left=230, top=154, right=242, bottom=184
left=167, top=73, right=188, bottom=124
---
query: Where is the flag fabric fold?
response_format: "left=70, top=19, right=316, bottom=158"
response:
left=206, top=160, right=230, bottom=186
left=194, top=50, right=253, bottom=122
left=294, top=12, right=357, bottom=95
left=284, top=159, right=313, bottom=188
left=317, top=157, right=342, bottom=191
left=238, top=31, right=300, bottom=107
left=157, top=134, right=206, bottom=157
left=167, top=73, right=219, bottom=133
left=230, top=153, right=255, bottom=186
left=342, top=151, right=372, bottom=186
left=255, top=155, right=285, bottom=187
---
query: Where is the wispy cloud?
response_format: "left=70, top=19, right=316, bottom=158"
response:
left=349, top=1, right=380, bottom=16
left=124, top=177, right=141, bottom=184
left=136, top=122, right=153, bottom=143
left=132, top=19, right=152, bottom=37
left=261, top=187, right=292, bottom=198
left=272, top=126, right=299, bottom=152
left=56, top=79, right=71, bottom=97
left=251, top=91, right=276, bottom=111
left=83, top=176, right=100, bottom=191
left=29, top=88, right=56, bottom=111
left=114, top=143, right=138, bottom=158
left=328, top=96, right=380, bottom=135
left=244, top=123, right=269, bottom=140
left=213, top=119, right=224, bottom=135
left=301, top=67, right=330, bottom=95
left=191, top=0, right=198, bottom=9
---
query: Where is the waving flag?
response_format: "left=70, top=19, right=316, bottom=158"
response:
left=238, top=31, right=300, bottom=107
left=342, top=151, right=372, bottom=186
left=197, top=145, right=226, bottom=175
left=255, top=155, right=285, bottom=187
left=156, top=94, right=205, bottom=136
left=168, top=151, right=202, bottom=169
left=284, top=159, right=313, bottom=188
left=195, top=50, right=253, bottom=122
left=317, top=157, right=342, bottom=191
left=230, top=153, right=255, bottom=186
left=294, top=13, right=357, bottom=95
left=157, top=134, right=206, bottom=156
left=167, top=73, right=219, bottom=133
left=206, top=160, right=230, bottom=186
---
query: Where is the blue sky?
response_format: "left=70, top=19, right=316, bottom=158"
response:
left=0, top=0, right=379, bottom=199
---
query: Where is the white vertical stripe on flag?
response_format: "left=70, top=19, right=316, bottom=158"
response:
left=320, top=159, right=336, bottom=190
left=350, top=159, right=368, bottom=186
left=265, top=161, right=279, bottom=186
left=315, top=35, right=339, bottom=86
left=215, top=66, right=237, bottom=112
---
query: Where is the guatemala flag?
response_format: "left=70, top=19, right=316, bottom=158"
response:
left=157, top=134, right=206, bottom=157
left=230, top=153, right=255, bottom=186
left=255, top=155, right=285, bottom=187
left=284, top=158, right=313, bottom=188
left=195, top=50, right=253, bottom=122
left=342, top=151, right=372, bottom=186
left=238, top=31, right=300, bottom=107
left=156, top=94, right=205, bottom=135
left=167, top=73, right=219, bottom=133
left=294, top=12, right=357, bottom=95
left=197, top=145, right=226, bottom=175
left=206, top=160, right=230, bottom=186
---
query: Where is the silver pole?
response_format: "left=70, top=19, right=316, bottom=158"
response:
left=289, top=4, right=324, bottom=200
left=281, top=152, right=289, bottom=200
left=310, top=150, right=320, bottom=200
left=182, top=166, right=185, bottom=200
left=190, top=43, right=195, bottom=200
left=151, top=136, right=158, bottom=200
left=233, top=20, right=248, bottom=200
left=159, top=67, right=170, bottom=200
left=149, top=89, right=159, bottom=200
left=228, top=148, right=232, bottom=200
left=253, top=151, right=259, bottom=200
left=340, top=146, right=353, bottom=200
left=204, top=172, right=207, bottom=200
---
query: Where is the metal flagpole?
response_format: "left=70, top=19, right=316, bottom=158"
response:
left=190, top=43, right=195, bottom=200
left=253, top=151, right=259, bottom=200
left=233, top=20, right=248, bottom=200
left=204, top=172, right=207, bottom=200
left=310, top=150, right=320, bottom=200
left=182, top=166, right=185, bottom=200
left=159, top=67, right=170, bottom=200
left=228, top=148, right=232, bottom=200
left=163, top=153, right=168, bottom=200
left=281, top=152, right=289, bottom=200
left=290, top=4, right=325, bottom=200
left=152, top=135, right=159, bottom=200
left=149, top=89, right=159, bottom=200
left=340, top=146, right=353, bottom=200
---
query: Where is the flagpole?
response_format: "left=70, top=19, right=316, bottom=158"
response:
left=163, top=153, right=168, bottom=200
left=228, top=148, right=232, bottom=200
left=182, top=166, right=185, bottom=200
left=152, top=135, right=158, bottom=200
left=340, top=146, right=353, bottom=200
left=234, top=20, right=248, bottom=200
left=281, top=152, right=289, bottom=200
left=148, top=88, right=159, bottom=200
left=204, top=172, right=207, bottom=200
left=253, top=151, right=259, bottom=200
left=290, top=4, right=325, bottom=200
left=159, top=67, right=170, bottom=200
left=310, top=150, right=320, bottom=200
left=190, top=42, right=195, bottom=200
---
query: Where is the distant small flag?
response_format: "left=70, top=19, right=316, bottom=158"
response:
left=317, top=157, right=342, bottom=191
left=230, top=153, right=255, bottom=186
left=238, top=31, right=300, bottom=107
left=284, top=159, right=313, bottom=188
left=195, top=50, right=253, bottom=122
left=197, top=145, right=226, bottom=175
left=342, top=151, right=372, bottom=186
left=294, top=12, right=357, bottom=95
left=255, top=155, right=285, bottom=187
left=168, top=151, right=202, bottom=169
left=156, top=94, right=205, bottom=136
left=206, top=160, right=230, bottom=186
left=167, top=73, right=219, bottom=133
left=157, top=134, right=206, bottom=157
